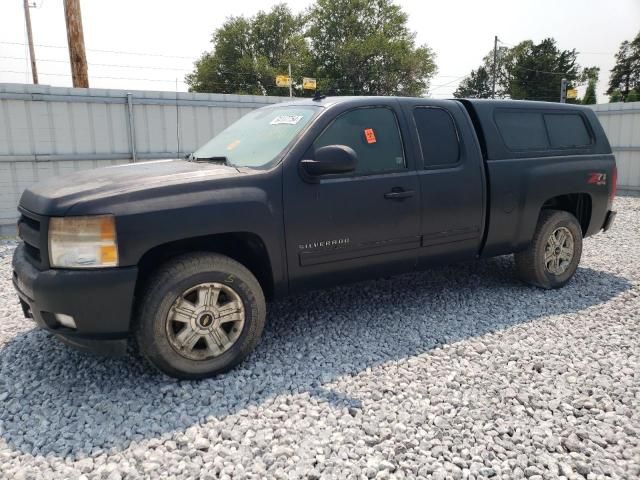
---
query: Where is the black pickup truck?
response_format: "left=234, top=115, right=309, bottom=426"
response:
left=12, top=96, right=617, bottom=379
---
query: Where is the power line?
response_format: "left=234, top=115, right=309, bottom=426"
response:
left=509, top=65, right=578, bottom=76
left=0, top=40, right=195, bottom=60
left=497, top=39, right=615, bottom=58
left=428, top=75, right=468, bottom=92
left=0, top=66, right=579, bottom=97
left=0, top=55, right=192, bottom=71
left=0, top=69, right=350, bottom=91
left=0, top=55, right=473, bottom=86
left=0, top=69, right=184, bottom=83
left=0, top=66, right=581, bottom=101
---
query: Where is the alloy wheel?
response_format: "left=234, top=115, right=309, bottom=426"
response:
left=165, top=282, right=245, bottom=361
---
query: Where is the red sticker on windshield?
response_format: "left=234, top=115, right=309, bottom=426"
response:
left=364, top=128, right=377, bottom=144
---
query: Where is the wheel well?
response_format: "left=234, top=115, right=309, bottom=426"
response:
left=135, top=232, right=274, bottom=300
left=541, top=193, right=592, bottom=235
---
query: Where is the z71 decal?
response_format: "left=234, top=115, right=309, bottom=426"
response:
left=587, top=172, right=607, bottom=186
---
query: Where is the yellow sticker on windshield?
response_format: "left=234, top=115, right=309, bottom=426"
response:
left=226, top=139, right=241, bottom=151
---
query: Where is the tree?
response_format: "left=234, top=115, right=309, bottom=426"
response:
left=607, top=32, right=640, bottom=99
left=456, top=38, right=581, bottom=102
left=582, top=80, right=597, bottom=104
left=609, top=89, right=624, bottom=102
left=505, top=39, right=580, bottom=101
left=305, top=0, right=436, bottom=96
left=453, top=66, right=492, bottom=98
left=453, top=45, right=510, bottom=98
left=186, top=4, right=311, bottom=95
left=581, top=66, right=599, bottom=105
left=627, top=88, right=640, bottom=102
left=187, top=0, right=438, bottom=96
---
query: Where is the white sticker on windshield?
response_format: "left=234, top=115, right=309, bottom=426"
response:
left=270, top=115, right=303, bottom=125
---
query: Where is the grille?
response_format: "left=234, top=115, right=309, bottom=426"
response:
left=17, top=210, right=44, bottom=266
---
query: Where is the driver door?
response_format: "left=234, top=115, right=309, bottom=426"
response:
left=283, top=104, right=421, bottom=292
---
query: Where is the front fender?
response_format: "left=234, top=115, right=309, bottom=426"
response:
left=66, top=176, right=285, bottom=290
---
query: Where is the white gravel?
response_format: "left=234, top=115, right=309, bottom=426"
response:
left=1, top=196, right=639, bottom=480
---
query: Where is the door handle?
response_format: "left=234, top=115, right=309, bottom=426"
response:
left=384, top=188, right=415, bottom=200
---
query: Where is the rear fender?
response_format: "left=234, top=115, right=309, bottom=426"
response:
left=482, top=154, right=614, bottom=257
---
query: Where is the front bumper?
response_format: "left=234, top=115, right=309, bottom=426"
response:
left=11, top=243, right=138, bottom=354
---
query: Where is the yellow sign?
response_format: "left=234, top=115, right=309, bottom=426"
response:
left=567, top=88, right=578, bottom=99
left=302, top=77, right=317, bottom=90
left=276, top=75, right=291, bottom=87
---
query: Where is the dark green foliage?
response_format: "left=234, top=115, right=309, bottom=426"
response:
left=186, top=0, right=436, bottom=96
left=185, top=5, right=310, bottom=95
left=609, top=89, right=624, bottom=103
left=453, top=66, right=492, bottom=98
left=505, top=39, right=580, bottom=101
left=581, top=67, right=598, bottom=105
left=607, top=31, right=640, bottom=99
left=627, top=88, right=640, bottom=102
left=582, top=80, right=597, bottom=104
left=306, top=0, right=436, bottom=96
left=457, top=38, right=582, bottom=102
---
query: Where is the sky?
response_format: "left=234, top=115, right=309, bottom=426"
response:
left=1, top=0, right=638, bottom=102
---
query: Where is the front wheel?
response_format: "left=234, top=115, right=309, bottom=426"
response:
left=135, top=252, right=266, bottom=379
left=515, top=210, right=583, bottom=289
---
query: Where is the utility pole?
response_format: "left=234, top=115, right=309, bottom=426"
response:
left=23, top=0, right=38, bottom=84
left=288, top=63, right=293, bottom=98
left=560, top=78, right=567, bottom=103
left=63, top=0, right=89, bottom=88
left=491, top=35, right=498, bottom=99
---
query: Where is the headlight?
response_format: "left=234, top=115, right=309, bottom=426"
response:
left=48, top=215, right=119, bottom=268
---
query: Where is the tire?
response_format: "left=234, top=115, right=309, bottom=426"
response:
left=515, top=209, right=583, bottom=289
left=134, top=252, right=266, bottom=379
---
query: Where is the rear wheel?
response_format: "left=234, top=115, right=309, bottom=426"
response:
left=135, top=252, right=265, bottom=379
left=515, top=210, right=583, bottom=289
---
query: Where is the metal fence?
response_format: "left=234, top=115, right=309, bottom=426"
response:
left=0, top=83, right=638, bottom=234
left=588, top=102, right=640, bottom=192
left=0, top=83, right=285, bottom=233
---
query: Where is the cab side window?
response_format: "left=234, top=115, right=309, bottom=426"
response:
left=413, top=107, right=460, bottom=167
left=313, top=107, right=405, bottom=174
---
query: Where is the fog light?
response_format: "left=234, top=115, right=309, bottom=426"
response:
left=54, top=313, right=77, bottom=329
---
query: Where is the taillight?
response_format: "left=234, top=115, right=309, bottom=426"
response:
left=610, top=164, right=617, bottom=202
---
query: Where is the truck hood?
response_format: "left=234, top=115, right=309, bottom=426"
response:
left=19, top=159, right=243, bottom=216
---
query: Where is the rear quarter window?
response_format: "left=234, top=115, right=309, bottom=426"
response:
left=494, top=109, right=593, bottom=152
left=495, top=111, right=548, bottom=150
left=544, top=113, right=592, bottom=148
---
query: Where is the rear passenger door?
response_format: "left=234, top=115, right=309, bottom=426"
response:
left=402, top=101, right=485, bottom=265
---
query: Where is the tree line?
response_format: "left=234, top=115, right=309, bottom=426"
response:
left=186, top=0, right=436, bottom=97
left=454, top=33, right=640, bottom=104
left=186, top=0, right=640, bottom=104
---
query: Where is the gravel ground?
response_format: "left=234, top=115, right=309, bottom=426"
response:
left=0, top=197, right=639, bottom=480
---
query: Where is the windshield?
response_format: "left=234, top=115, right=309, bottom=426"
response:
left=192, top=105, right=320, bottom=168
